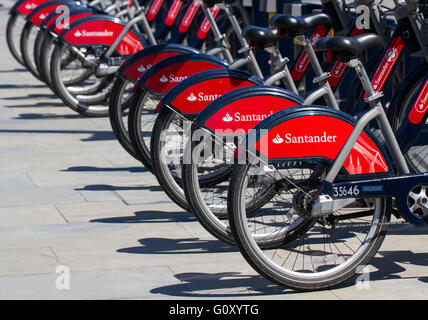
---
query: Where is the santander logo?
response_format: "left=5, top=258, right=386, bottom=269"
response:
left=386, top=48, right=398, bottom=63
left=186, top=92, right=221, bottom=102
left=272, top=132, right=338, bottom=144
left=222, top=113, right=233, bottom=122
left=73, top=29, right=114, bottom=38
left=272, top=134, right=284, bottom=144
left=222, top=111, right=274, bottom=123
left=138, top=64, right=151, bottom=72
left=159, top=74, right=187, bottom=83
left=187, top=92, right=197, bottom=101
left=25, top=3, right=36, bottom=10
left=310, top=33, right=321, bottom=45
left=159, top=75, right=168, bottom=83
left=39, top=13, right=46, bottom=20
left=416, top=92, right=427, bottom=113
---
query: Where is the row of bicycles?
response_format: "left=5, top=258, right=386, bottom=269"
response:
left=6, top=0, right=428, bottom=290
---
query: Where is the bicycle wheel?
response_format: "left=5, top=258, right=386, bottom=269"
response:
left=128, top=86, right=162, bottom=171
left=109, top=76, right=140, bottom=160
left=20, top=21, right=44, bottom=81
left=151, top=109, right=240, bottom=213
left=183, top=131, right=277, bottom=245
left=228, top=161, right=392, bottom=291
left=150, top=108, right=191, bottom=211
left=38, top=32, right=57, bottom=92
left=6, top=12, right=26, bottom=66
left=50, top=42, right=112, bottom=117
left=391, top=66, right=428, bottom=173
left=34, top=27, right=49, bottom=82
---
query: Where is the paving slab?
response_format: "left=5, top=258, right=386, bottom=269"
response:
left=0, top=205, right=66, bottom=227
left=0, top=267, right=186, bottom=300
left=0, top=247, right=59, bottom=276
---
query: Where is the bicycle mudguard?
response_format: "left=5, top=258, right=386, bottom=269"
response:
left=11, top=0, right=53, bottom=15
left=59, top=15, right=145, bottom=55
left=136, top=52, right=229, bottom=96
left=119, top=44, right=200, bottom=83
left=26, top=0, right=76, bottom=26
left=243, top=105, right=393, bottom=180
left=156, top=69, right=263, bottom=116
left=192, top=86, right=304, bottom=135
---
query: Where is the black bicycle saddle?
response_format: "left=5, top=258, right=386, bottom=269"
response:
left=242, top=26, right=279, bottom=49
left=270, top=13, right=332, bottom=38
left=314, top=33, right=384, bottom=62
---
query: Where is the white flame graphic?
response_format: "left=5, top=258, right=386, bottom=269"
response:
left=74, top=30, right=82, bottom=37
left=187, top=92, right=197, bottom=102
left=222, top=112, right=233, bottom=122
left=159, top=75, right=168, bottom=83
left=272, top=133, right=284, bottom=144
left=137, top=65, right=146, bottom=72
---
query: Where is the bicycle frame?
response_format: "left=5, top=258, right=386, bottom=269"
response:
left=312, top=58, right=428, bottom=227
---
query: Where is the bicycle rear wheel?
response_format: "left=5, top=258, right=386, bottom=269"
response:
left=391, top=66, right=428, bottom=173
left=50, top=42, right=112, bottom=117
left=6, top=12, right=26, bottom=66
left=228, top=161, right=392, bottom=291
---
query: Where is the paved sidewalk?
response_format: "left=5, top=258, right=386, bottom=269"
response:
left=0, top=8, right=427, bottom=300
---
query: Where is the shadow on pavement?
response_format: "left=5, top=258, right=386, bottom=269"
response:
left=90, top=209, right=192, bottom=224
left=118, top=237, right=236, bottom=255
left=76, top=183, right=161, bottom=193
left=13, top=113, right=83, bottom=120
left=63, top=166, right=147, bottom=173
left=2, top=93, right=58, bottom=100
left=368, top=250, right=428, bottom=281
left=150, top=271, right=288, bottom=297
left=0, top=84, right=47, bottom=89
left=0, top=68, right=28, bottom=73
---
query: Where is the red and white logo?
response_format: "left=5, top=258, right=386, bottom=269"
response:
left=408, top=78, right=428, bottom=124
left=187, top=92, right=197, bottom=102
left=272, top=133, right=284, bottom=144
left=159, top=74, right=187, bottom=83
left=272, top=132, right=338, bottom=144
left=25, top=3, right=36, bottom=10
left=73, top=29, right=114, bottom=38
left=222, top=113, right=233, bottom=122
left=178, top=2, right=200, bottom=33
left=187, top=92, right=221, bottom=102
left=222, top=111, right=274, bottom=123
left=137, top=65, right=147, bottom=72
left=369, top=37, right=404, bottom=94
left=386, top=47, right=398, bottom=63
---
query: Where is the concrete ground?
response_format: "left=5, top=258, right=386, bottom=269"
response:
left=0, top=5, right=427, bottom=300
